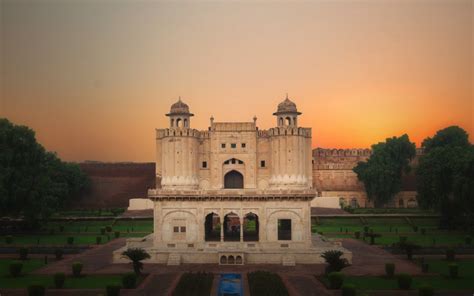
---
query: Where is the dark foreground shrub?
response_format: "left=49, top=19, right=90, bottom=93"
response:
left=54, top=272, right=66, bottom=288
left=449, top=263, right=458, bottom=278
left=67, top=237, right=74, bottom=245
left=173, top=272, right=214, bottom=296
left=446, top=248, right=455, bottom=261
left=418, top=285, right=434, bottom=296
left=354, top=231, right=360, bottom=239
left=465, top=236, right=472, bottom=245
left=106, top=285, right=121, bottom=296
left=422, top=263, right=429, bottom=273
left=247, top=271, right=288, bottom=296
left=100, top=228, right=106, bottom=235
left=96, top=236, right=102, bottom=244
left=72, top=262, right=83, bottom=277
left=27, top=284, right=45, bottom=296
left=397, top=273, right=412, bottom=290
left=122, top=272, right=137, bottom=289
left=9, top=261, right=23, bottom=277
left=328, top=272, right=344, bottom=289
left=114, top=231, right=120, bottom=238
left=54, top=249, right=63, bottom=260
left=385, top=263, right=395, bottom=277
left=342, top=284, right=356, bottom=296
left=5, top=235, right=13, bottom=244
left=321, top=250, right=349, bottom=274
left=106, top=226, right=113, bottom=233
left=19, top=247, right=28, bottom=260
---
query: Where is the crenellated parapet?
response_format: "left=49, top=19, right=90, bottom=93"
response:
left=156, top=128, right=201, bottom=139
left=268, top=127, right=311, bottom=137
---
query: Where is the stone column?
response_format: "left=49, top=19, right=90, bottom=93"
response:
left=220, top=209, right=224, bottom=242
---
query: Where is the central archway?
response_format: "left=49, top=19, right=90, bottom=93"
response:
left=224, top=170, right=244, bottom=189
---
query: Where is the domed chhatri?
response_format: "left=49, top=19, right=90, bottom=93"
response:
left=166, top=97, right=194, bottom=116
left=273, top=94, right=302, bottom=115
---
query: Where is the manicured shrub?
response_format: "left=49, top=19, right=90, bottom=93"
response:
left=9, top=261, right=23, bottom=277
left=114, top=231, right=120, bottom=238
left=385, top=263, right=395, bottom=277
left=19, top=247, right=28, bottom=260
left=106, top=285, right=121, bottom=296
left=418, top=284, right=434, bottom=296
left=96, top=236, right=102, bottom=244
left=341, top=284, right=356, bottom=296
left=55, top=249, right=63, bottom=260
left=54, top=272, right=66, bottom=288
left=106, top=226, right=113, bottom=232
left=67, top=237, right=74, bottom=245
left=465, top=236, right=472, bottom=245
left=399, top=236, right=407, bottom=244
left=363, top=226, right=369, bottom=233
left=27, top=284, right=45, bottom=296
left=321, top=250, right=349, bottom=274
left=449, top=263, right=458, bottom=278
left=328, top=272, right=344, bottom=289
left=367, top=233, right=381, bottom=245
left=421, top=263, right=429, bottom=273
left=5, top=235, right=13, bottom=244
left=122, top=272, right=138, bottom=289
left=72, top=262, right=83, bottom=277
left=100, top=228, right=106, bottom=235
left=401, top=242, right=420, bottom=260
left=247, top=271, right=288, bottom=296
left=397, top=273, right=412, bottom=290
left=446, top=248, right=455, bottom=261
left=354, top=231, right=360, bottom=239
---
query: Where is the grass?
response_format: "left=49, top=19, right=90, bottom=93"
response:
left=0, top=258, right=46, bottom=276
left=0, top=274, right=124, bottom=289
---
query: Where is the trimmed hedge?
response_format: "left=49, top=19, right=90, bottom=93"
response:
left=248, top=271, right=288, bottom=296
left=172, top=272, right=214, bottom=296
left=27, top=284, right=45, bottom=296
left=328, top=272, right=344, bottom=289
left=72, top=262, right=83, bottom=277
left=342, top=284, right=356, bottom=296
left=449, top=263, right=458, bottom=278
left=9, top=261, right=23, bottom=277
left=385, top=263, right=395, bottom=277
left=397, top=273, right=412, bottom=290
left=419, top=285, right=434, bottom=296
left=122, top=272, right=137, bottom=289
left=54, top=272, right=66, bottom=288
left=106, top=285, right=121, bottom=296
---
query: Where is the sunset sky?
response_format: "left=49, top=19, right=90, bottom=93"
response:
left=1, top=0, right=472, bottom=162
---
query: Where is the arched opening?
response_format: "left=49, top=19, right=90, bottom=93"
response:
left=223, top=212, right=240, bottom=241
left=285, top=117, right=291, bottom=126
left=220, top=256, right=227, bottom=264
left=171, top=118, right=175, bottom=127
left=243, top=213, right=259, bottom=241
left=350, top=198, right=358, bottom=208
left=293, top=117, right=297, bottom=126
left=183, top=118, right=188, bottom=127
left=224, top=170, right=244, bottom=189
left=228, top=255, right=235, bottom=264
left=407, top=199, right=417, bottom=208
left=279, top=117, right=283, bottom=126
left=176, top=118, right=182, bottom=128
left=236, top=256, right=243, bottom=264
left=398, top=199, right=404, bottom=208
left=204, top=212, right=221, bottom=241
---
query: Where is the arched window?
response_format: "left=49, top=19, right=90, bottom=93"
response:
left=285, top=117, right=291, bottom=126
left=183, top=118, right=188, bottom=127
left=243, top=213, right=259, bottom=241
left=224, top=170, right=244, bottom=189
left=171, top=118, right=175, bottom=127
left=223, top=212, right=240, bottom=241
left=204, top=212, right=221, bottom=241
left=176, top=118, right=182, bottom=128
left=398, top=199, right=404, bottom=208
left=279, top=117, right=284, bottom=126
left=220, top=256, right=227, bottom=264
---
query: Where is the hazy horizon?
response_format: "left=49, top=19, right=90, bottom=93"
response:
left=1, top=0, right=472, bottom=162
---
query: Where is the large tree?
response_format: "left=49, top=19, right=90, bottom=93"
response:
left=0, top=118, right=89, bottom=226
left=416, top=126, right=473, bottom=229
left=353, top=134, right=416, bottom=207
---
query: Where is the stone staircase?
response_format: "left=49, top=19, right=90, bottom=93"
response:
left=282, top=255, right=295, bottom=266
left=167, top=253, right=181, bottom=266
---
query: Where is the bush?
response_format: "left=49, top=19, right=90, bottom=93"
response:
left=354, top=231, right=360, bottom=239
left=114, top=231, right=120, bottom=238
left=106, top=226, right=113, bottom=232
left=5, top=235, right=13, bottom=244
left=421, top=263, right=429, bottom=273
left=72, top=262, right=83, bottom=277
left=9, top=261, right=23, bottom=277
left=397, top=273, right=412, bottom=290
left=385, top=263, right=395, bottom=277
left=27, top=284, right=45, bottom=296
left=448, top=263, right=458, bottom=278
left=341, top=284, right=356, bottom=296
left=321, top=250, right=349, bottom=274
left=418, top=284, right=434, bottom=296
left=399, top=236, right=407, bottom=244
left=55, top=249, right=63, bottom=260
left=328, top=272, right=344, bottom=289
left=19, top=247, right=28, bottom=260
left=247, top=271, right=288, bottom=296
left=106, top=285, right=121, bottom=296
left=446, top=248, right=455, bottom=261
left=413, top=225, right=418, bottom=232
left=67, top=237, right=74, bottom=245
left=54, top=272, right=66, bottom=288
left=59, top=225, right=64, bottom=232
left=100, top=228, right=106, bottom=235
left=122, top=272, right=138, bottom=289
left=465, top=236, right=472, bottom=245
left=96, top=236, right=102, bottom=244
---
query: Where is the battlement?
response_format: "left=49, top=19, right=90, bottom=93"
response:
left=268, top=127, right=311, bottom=137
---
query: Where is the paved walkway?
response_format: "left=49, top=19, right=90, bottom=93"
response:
left=341, top=238, right=422, bottom=276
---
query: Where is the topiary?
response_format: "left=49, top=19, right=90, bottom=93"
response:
left=106, top=285, right=121, bottom=296
left=418, top=284, right=434, bottom=296
left=328, top=272, right=344, bottom=289
left=448, top=263, right=458, bottom=279
left=354, top=231, right=360, bottom=239
left=341, top=284, right=356, bottom=296
left=72, top=262, right=83, bottom=277
left=446, top=248, right=455, bottom=261
left=19, top=247, right=28, bottom=260
left=96, top=236, right=102, bottom=244
left=54, top=272, right=66, bottom=288
left=27, top=284, right=45, bottom=296
left=122, top=272, right=138, bottom=289
left=385, top=263, right=395, bottom=277
left=106, top=226, right=113, bottom=232
left=397, top=273, right=412, bottom=290
left=9, top=261, right=23, bottom=277
left=55, top=249, right=63, bottom=260
left=67, top=237, right=74, bottom=245
left=114, top=231, right=120, bottom=238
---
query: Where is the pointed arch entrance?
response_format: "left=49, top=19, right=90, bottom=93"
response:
left=243, top=213, right=259, bottom=241
left=223, top=212, right=240, bottom=241
left=224, top=170, right=244, bottom=189
left=204, top=212, right=221, bottom=241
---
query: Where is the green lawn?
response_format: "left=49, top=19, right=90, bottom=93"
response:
left=0, top=259, right=46, bottom=277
